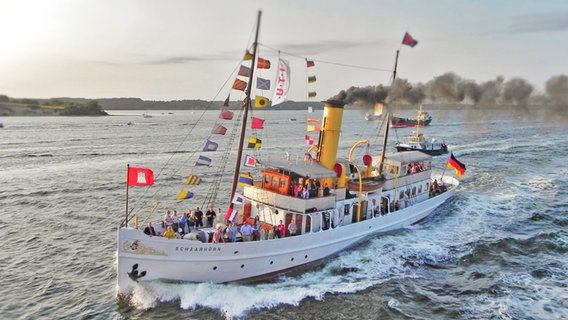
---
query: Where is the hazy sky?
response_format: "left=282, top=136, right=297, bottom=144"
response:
left=1, top=0, right=567, bottom=101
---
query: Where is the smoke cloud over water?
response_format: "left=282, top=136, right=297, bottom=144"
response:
left=332, top=72, right=568, bottom=122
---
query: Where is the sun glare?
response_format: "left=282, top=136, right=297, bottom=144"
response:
left=0, top=1, right=57, bottom=61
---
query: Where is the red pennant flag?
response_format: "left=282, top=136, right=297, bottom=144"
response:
left=220, top=110, right=233, bottom=120
left=127, top=167, right=154, bottom=187
left=402, top=32, right=418, bottom=47
left=306, top=60, right=315, bottom=68
left=212, top=124, right=228, bottom=135
left=251, top=117, right=265, bottom=129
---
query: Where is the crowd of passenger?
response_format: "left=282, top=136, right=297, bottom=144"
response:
left=429, top=179, right=447, bottom=197
left=407, top=162, right=427, bottom=174
left=142, top=207, right=299, bottom=243
left=289, top=177, right=330, bottom=199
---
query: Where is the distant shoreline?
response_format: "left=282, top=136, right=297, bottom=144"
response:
left=0, top=97, right=538, bottom=117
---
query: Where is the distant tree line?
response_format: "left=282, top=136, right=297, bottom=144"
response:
left=0, top=94, right=108, bottom=116
left=52, top=100, right=108, bottom=116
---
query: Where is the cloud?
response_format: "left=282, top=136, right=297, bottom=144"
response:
left=149, top=56, right=207, bottom=65
left=266, top=40, right=383, bottom=55
left=509, top=12, right=568, bottom=33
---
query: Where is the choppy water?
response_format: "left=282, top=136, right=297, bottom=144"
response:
left=1, top=108, right=567, bottom=320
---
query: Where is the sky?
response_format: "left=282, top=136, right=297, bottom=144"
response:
left=1, top=0, right=567, bottom=102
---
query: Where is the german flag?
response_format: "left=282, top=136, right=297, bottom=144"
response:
left=447, top=153, right=466, bottom=178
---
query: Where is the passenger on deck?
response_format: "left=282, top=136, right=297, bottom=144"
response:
left=295, top=185, right=303, bottom=198
left=172, top=210, right=180, bottom=231
left=143, top=222, right=156, bottom=236
left=410, top=163, right=420, bottom=174
left=240, top=221, right=254, bottom=241
left=302, top=188, right=310, bottom=199
left=287, top=219, right=297, bottom=236
left=381, top=198, right=388, bottom=215
left=226, top=222, right=238, bottom=242
left=193, top=207, right=204, bottom=227
left=438, top=179, right=447, bottom=192
left=163, top=210, right=174, bottom=229
left=252, top=216, right=261, bottom=240
left=403, top=191, right=410, bottom=206
left=323, top=183, right=330, bottom=196
left=205, top=207, right=216, bottom=227
left=430, top=179, right=439, bottom=196
left=179, top=212, right=188, bottom=234
left=308, top=180, right=317, bottom=198
left=163, top=226, right=176, bottom=239
left=289, top=181, right=296, bottom=196
left=276, top=220, right=286, bottom=238
left=186, top=210, right=196, bottom=231
left=212, top=224, right=225, bottom=243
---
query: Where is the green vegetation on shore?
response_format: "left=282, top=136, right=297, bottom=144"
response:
left=0, top=95, right=108, bottom=116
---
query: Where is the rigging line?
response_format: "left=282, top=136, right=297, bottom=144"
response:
left=130, top=19, right=260, bottom=217
left=202, top=111, right=243, bottom=208
left=133, top=59, right=245, bottom=215
left=259, top=43, right=392, bottom=73
left=141, top=40, right=258, bottom=210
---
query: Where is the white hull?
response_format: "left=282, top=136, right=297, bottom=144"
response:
left=117, top=175, right=457, bottom=296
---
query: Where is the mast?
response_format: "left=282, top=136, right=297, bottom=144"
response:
left=378, top=50, right=399, bottom=174
left=228, top=10, right=262, bottom=210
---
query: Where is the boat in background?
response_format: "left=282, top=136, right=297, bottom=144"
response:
left=391, top=105, right=432, bottom=127
left=394, top=129, right=448, bottom=156
left=116, top=11, right=462, bottom=299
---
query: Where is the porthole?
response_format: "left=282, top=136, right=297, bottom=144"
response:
left=213, top=266, right=217, bottom=270
left=241, top=264, right=245, bottom=268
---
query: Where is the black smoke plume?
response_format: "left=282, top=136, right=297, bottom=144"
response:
left=332, top=72, right=568, bottom=120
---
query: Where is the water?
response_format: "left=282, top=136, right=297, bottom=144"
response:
left=1, top=108, right=567, bottom=320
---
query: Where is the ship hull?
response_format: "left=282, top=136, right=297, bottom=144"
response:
left=391, top=117, right=432, bottom=127
left=395, top=144, right=448, bottom=156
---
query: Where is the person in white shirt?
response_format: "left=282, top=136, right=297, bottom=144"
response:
left=287, top=219, right=297, bottom=236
